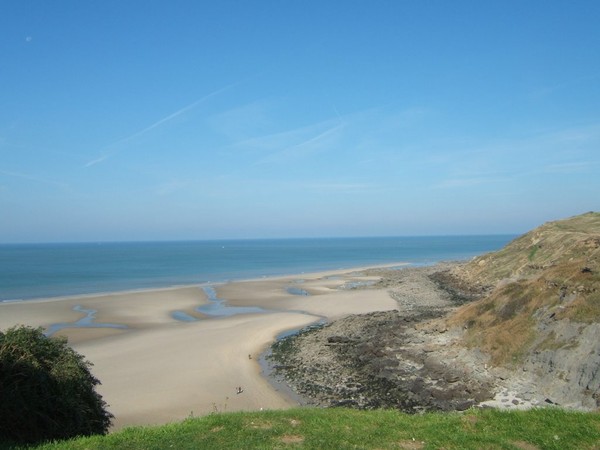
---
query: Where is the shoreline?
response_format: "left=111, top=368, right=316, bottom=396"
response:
left=0, top=262, right=409, bottom=305
left=0, top=263, right=408, bottom=430
left=2, top=234, right=513, bottom=304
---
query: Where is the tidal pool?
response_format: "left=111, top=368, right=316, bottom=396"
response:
left=45, top=305, right=128, bottom=337
left=195, top=285, right=266, bottom=317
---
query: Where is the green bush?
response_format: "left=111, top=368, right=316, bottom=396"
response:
left=0, top=326, right=113, bottom=444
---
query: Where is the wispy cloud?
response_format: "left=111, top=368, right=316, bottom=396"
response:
left=258, top=123, right=344, bottom=164
left=529, top=73, right=600, bottom=100
left=85, top=82, right=238, bottom=167
left=241, top=121, right=344, bottom=166
left=221, top=177, right=378, bottom=196
left=426, top=120, right=600, bottom=191
left=300, top=181, right=375, bottom=194
left=226, top=105, right=384, bottom=153
left=0, top=169, right=68, bottom=188
left=155, top=179, right=193, bottom=196
left=83, top=155, right=110, bottom=168
left=433, top=177, right=506, bottom=189
left=542, top=161, right=598, bottom=174
left=208, top=100, right=274, bottom=141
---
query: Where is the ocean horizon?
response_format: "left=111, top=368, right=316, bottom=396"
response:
left=0, top=235, right=515, bottom=302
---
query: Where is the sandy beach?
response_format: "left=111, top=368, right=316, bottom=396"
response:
left=0, top=265, right=401, bottom=430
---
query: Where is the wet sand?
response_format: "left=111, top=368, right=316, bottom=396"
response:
left=0, top=265, right=401, bottom=430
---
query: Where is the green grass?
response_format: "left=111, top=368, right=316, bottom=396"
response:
left=528, top=245, right=539, bottom=261
left=3, top=407, right=599, bottom=450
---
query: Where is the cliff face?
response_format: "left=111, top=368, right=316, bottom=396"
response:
left=269, top=212, right=600, bottom=412
left=446, top=212, right=600, bottom=409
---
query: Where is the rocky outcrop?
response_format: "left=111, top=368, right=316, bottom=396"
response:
left=522, top=321, right=600, bottom=409
left=269, top=265, right=497, bottom=413
left=444, top=212, right=600, bottom=409
left=271, top=309, right=496, bottom=412
left=269, top=212, right=600, bottom=413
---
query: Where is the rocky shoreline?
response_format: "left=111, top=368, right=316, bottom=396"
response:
left=267, top=263, right=547, bottom=413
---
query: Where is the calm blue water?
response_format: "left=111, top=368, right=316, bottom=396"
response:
left=0, top=236, right=515, bottom=301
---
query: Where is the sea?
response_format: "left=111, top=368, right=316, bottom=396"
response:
left=0, top=236, right=515, bottom=302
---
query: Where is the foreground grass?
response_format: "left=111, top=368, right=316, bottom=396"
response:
left=3, top=407, right=600, bottom=450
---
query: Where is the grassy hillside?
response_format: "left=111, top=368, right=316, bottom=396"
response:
left=2, top=408, right=599, bottom=450
left=447, top=212, right=600, bottom=370
left=452, top=211, right=600, bottom=288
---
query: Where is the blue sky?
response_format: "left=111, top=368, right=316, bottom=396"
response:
left=1, top=1, right=599, bottom=243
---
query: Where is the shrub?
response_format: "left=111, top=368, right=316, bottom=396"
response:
left=0, top=326, right=113, bottom=444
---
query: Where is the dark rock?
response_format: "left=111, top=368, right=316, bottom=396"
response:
left=428, top=270, right=487, bottom=305
left=267, top=264, right=496, bottom=415
left=455, top=400, right=474, bottom=411
left=444, top=371, right=461, bottom=383
left=327, top=335, right=354, bottom=344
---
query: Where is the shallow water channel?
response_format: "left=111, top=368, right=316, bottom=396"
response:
left=45, top=281, right=319, bottom=334
left=43, top=282, right=328, bottom=406
left=44, top=305, right=128, bottom=337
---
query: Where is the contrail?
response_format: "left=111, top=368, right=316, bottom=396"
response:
left=84, top=155, right=109, bottom=168
left=85, top=82, right=238, bottom=167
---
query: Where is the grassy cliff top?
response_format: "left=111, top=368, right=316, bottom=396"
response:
left=447, top=212, right=600, bottom=366
left=5, top=407, right=600, bottom=450
left=453, top=211, right=600, bottom=288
